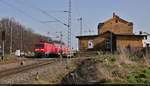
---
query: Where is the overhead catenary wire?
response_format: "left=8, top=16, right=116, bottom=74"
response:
left=12, top=0, right=77, bottom=45
left=13, top=0, right=77, bottom=38
left=16, top=0, right=69, bottom=27
left=1, top=0, right=76, bottom=51
left=0, top=0, right=54, bottom=31
left=0, top=0, right=40, bottom=24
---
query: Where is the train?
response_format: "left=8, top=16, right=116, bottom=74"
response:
left=34, top=42, right=68, bottom=58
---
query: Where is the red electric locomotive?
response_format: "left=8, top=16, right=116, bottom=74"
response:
left=34, top=42, right=67, bottom=57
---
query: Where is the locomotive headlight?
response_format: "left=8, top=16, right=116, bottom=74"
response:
left=35, top=49, right=39, bottom=51
left=41, top=49, right=44, bottom=51
left=41, top=49, right=44, bottom=52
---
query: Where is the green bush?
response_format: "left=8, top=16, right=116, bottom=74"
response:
left=4, top=57, right=8, bottom=62
left=93, top=54, right=150, bottom=84
left=0, top=57, right=9, bottom=62
left=128, top=76, right=137, bottom=83
left=0, top=57, right=8, bottom=62
left=123, top=68, right=150, bottom=84
left=107, top=54, right=117, bottom=62
left=95, top=54, right=118, bottom=62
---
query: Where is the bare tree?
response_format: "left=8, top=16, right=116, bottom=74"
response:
left=0, top=17, right=63, bottom=54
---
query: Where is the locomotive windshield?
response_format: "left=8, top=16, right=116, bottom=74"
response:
left=35, top=44, right=44, bottom=48
left=48, top=42, right=54, bottom=45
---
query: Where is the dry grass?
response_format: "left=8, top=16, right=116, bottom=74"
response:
left=96, top=64, right=113, bottom=82
left=32, top=49, right=149, bottom=84
left=115, top=49, right=136, bottom=66
left=143, top=53, right=150, bottom=66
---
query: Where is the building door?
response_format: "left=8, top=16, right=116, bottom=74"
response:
left=88, top=40, right=93, bottom=49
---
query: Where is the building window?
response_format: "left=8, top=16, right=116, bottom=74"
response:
left=146, top=43, right=149, bottom=47
left=105, top=40, right=111, bottom=49
left=88, top=40, right=93, bottom=49
left=145, top=36, right=147, bottom=40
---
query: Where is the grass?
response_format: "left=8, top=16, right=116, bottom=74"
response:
left=121, top=67, right=150, bottom=84
left=73, top=48, right=150, bottom=84
left=59, top=49, right=150, bottom=84
left=94, top=52, right=150, bottom=84
left=94, top=54, right=119, bottom=63
left=59, top=48, right=150, bottom=84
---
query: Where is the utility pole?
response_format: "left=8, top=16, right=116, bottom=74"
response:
left=68, top=0, right=72, bottom=54
left=39, top=0, right=72, bottom=56
left=41, top=0, right=72, bottom=59
left=10, top=25, right=12, bottom=56
left=66, top=0, right=72, bottom=69
left=60, top=31, right=63, bottom=58
left=20, top=26, right=23, bottom=52
left=56, top=31, right=63, bottom=49
left=47, top=32, right=50, bottom=42
left=60, top=32, right=63, bottom=48
left=78, top=17, right=83, bottom=36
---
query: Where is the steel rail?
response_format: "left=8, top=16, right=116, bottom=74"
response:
left=0, top=59, right=58, bottom=79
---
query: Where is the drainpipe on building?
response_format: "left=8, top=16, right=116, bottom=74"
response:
left=110, top=32, right=113, bottom=53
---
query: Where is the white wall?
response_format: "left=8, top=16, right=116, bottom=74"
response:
left=139, top=32, right=150, bottom=47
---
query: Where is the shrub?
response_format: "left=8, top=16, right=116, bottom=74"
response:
left=0, top=57, right=8, bottom=62
left=3, top=57, right=8, bottom=62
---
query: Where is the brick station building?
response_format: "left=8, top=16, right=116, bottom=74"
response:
left=76, top=13, right=146, bottom=52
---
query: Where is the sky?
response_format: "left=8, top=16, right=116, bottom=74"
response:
left=0, top=0, right=150, bottom=50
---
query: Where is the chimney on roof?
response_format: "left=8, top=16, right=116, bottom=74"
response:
left=139, top=31, right=142, bottom=35
left=113, top=12, right=115, bottom=17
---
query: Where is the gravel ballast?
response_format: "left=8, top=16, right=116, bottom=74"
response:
left=0, top=58, right=86, bottom=84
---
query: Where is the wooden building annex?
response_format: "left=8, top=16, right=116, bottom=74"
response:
left=76, top=13, right=146, bottom=52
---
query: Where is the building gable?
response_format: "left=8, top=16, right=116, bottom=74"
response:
left=98, top=13, right=133, bottom=35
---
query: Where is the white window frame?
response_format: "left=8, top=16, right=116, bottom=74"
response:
left=88, top=40, right=93, bottom=49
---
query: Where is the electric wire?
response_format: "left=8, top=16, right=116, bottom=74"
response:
left=17, top=0, right=69, bottom=27
left=15, top=0, right=77, bottom=37
left=13, top=0, right=77, bottom=37
left=0, top=0, right=53, bottom=31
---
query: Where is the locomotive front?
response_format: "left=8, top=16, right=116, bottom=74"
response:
left=34, top=43, right=45, bottom=57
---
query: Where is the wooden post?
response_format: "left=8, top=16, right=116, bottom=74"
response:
left=2, top=40, right=4, bottom=61
left=2, top=31, right=5, bottom=61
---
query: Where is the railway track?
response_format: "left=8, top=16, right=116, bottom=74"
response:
left=0, top=60, right=24, bottom=65
left=0, top=58, right=59, bottom=79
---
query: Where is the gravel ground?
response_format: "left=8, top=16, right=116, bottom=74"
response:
left=0, top=58, right=55, bottom=71
left=0, top=58, right=86, bottom=84
left=0, top=60, right=36, bottom=71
